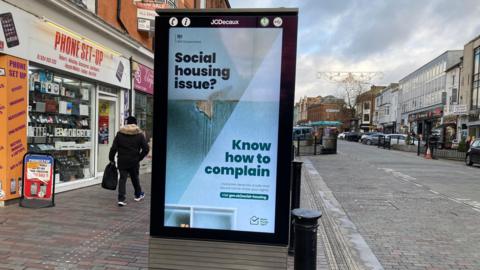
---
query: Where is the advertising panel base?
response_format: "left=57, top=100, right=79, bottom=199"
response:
left=149, top=238, right=288, bottom=270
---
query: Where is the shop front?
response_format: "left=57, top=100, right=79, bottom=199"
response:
left=408, top=107, right=443, bottom=138
left=132, top=61, right=153, bottom=171
left=0, top=3, right=131, bottom=199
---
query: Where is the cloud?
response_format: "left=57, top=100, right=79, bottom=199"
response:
left=228, top=0, right=480, bottom=101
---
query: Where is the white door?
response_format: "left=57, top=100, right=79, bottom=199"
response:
left=97, top=96, right=119, bottom=174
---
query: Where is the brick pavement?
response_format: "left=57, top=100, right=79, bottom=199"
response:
left=0, top=174, right=151, bottom=270
left=309, top=141, right=480, bottom=270
left=0, top=168, right=341, bottom=270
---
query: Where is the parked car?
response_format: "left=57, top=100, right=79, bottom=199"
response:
left=385, top=134, right=420, bottom=146
left=360, top=132, right=377, bottom=144
left=345, top=132, right=362, bottom=142
left=368, top=133, right=385, bottom=145
left=386, top=134, right=407, bottom=145
left=361, top=133, right=383, bottom=144
left=338, top=132, right=348, bottom=140
left=465, top=139, right=480, bottom=166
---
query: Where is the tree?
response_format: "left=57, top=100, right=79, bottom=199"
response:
left=318, top=72, right=382, bottom=118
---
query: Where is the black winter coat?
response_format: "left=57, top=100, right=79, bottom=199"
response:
left=109, top=124, right=150, bottom=170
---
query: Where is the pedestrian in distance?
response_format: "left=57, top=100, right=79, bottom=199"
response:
left=109, top=116, right=150, bottom=206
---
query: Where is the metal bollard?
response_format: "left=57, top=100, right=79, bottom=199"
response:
left=417, top=137, right=421, bottom=156
left=292, top=208, right=322, bottom=270
left=289, top=161, right=303, bottom=254
left=297, top=137, right=301, bottom=157
left=313, top=136, right=317, bottom=155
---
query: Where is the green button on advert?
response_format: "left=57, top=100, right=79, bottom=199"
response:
left=220, top=192, right=268, bottom=200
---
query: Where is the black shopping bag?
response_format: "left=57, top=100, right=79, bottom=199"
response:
left=102, top=163, right=118, bottom=190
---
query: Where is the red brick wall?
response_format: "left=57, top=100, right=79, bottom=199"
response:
left=96, top=0, right=229, bottom=51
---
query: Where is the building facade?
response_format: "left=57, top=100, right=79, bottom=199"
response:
left=0, top=0, right=229, bottom=204
left=307, top=96, right=352, bottom=131
left=355, top=85, right=385, bottom=132
left=399, top=50, right=463, bottom=139
left=443, top=61, right=465, bottom=142
left=374, top=83, right=399, bottom=134
left=461, top=35, right=480, bottom=139
left=295, top=96, right=322, bottom=125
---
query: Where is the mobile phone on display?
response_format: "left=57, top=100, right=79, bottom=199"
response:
left=30, top=183, right=38, bottom=196
left=0, top=13, right=20, bottom=48
left=116, top=61, right=124, bottom=82
left=39, top=184, right=46, bottom=198
left=10, top=178, right=16, bottom=194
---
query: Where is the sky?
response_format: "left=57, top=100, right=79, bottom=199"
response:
left=228, top=0, right=480, bottom=101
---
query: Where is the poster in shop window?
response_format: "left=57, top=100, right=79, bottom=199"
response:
left=151, top=10, right=298, bottom=245
left=98, top=101, right=110, bottom=144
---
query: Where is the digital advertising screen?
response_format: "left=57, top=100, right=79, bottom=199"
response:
left=151, top=9, right=298, bottom=245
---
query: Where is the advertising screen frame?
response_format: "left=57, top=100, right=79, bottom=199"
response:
left=151, top=9, right=298, bottom=245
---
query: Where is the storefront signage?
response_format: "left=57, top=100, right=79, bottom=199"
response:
left=0, top=2, right=130, bottom=88
left=138, top=9, right=157, bottom=31
left=135, top=0, right=176, bottom=10
left=0, top=55, right=27, bottom=202
left=133, top=61, right=154, bottom=95
left=326, top=109, right=340, bottom=113
left=20, top=153, right=55, bottom=208
left=452, top=104, right=467, bottom=115
left=151, top=10, right=298, bottom=245
left=135, top=1, right=176, bottom=32
left=408, top=107, right=443, bottom=122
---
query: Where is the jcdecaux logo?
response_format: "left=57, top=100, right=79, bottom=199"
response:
left=211, top=19, right=239, bottom=25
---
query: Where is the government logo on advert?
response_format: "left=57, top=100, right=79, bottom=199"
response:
left=211, top=19, right=240, bottom=25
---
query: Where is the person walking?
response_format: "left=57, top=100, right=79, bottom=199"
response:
left=109, top=116, right=150, bottom=206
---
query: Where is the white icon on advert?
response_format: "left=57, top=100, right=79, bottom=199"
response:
left=169, top=17, right=178, bottom=26
left=273, top=17, right=283, bottom=27
left=182, top=17, right=191, bottom=27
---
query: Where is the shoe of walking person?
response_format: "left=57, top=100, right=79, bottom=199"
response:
left=118, top=200, right=127, bottom=207
left=134, top=192, right=145, bottom=202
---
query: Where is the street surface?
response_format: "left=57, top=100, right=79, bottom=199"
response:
left=0, top=176, right=151, bottom=270
left=307, top=140, right=480, bottom=270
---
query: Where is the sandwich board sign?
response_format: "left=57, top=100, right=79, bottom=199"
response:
left=20, top=153, right=55, bottom=208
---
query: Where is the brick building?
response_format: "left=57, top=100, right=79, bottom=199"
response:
left=294, top=96, right=322, bottom=124
left=307, top=96, right=353, bottom=131
left=355, top=86, right=386, bottom=132
left=81, top=0, right=230, bottom=51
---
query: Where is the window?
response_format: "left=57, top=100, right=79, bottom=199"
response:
left=364, top=102, right=370, bottom=110
left=451, top=88, right=458, bottom=104
left=28, top=67, right=93, bottom=183
left=363, top=114, right=370, bottom=122
left=472, top=140, right=480, bottom=148
left=472, top=47, right=480, bottom=109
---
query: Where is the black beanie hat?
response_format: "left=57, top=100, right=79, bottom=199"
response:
left=126, top=116, right=137, bottom=125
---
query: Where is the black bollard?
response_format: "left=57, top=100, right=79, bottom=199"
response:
left=292, top=208, right=322, bottom=270
left=417, top=137, right=421, bottom=156
left=292, top=144, right=295, bottom=161
left=289, top=161, right=303, bottom=254
left=313, top=136, right=317, bottom=155
left=297, top=137, right=301, bottom=156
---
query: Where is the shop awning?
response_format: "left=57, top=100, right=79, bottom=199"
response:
left=306, top=121, right=342, bottom=127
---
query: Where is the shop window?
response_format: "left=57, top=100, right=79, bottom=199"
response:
left=135, top=92, right=154, bottom=141
left=363, top=114, right=369, bottom=122
left=28, top=67, right=92, bottom=183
